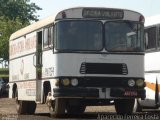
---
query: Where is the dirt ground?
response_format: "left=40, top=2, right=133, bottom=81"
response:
left=1, top=97, right=160, bottom=120
left=0, top=97, right=115, bottom=120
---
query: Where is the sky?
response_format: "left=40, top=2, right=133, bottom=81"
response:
left=31, top=0, right=160, bottom=20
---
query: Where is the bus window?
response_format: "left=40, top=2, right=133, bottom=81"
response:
left=43, top=26, right=53, bottom=48
left=55, top=20, right=102, bottom=51
left=44, top=28, right=49, bottom=47
left=49, top=26, right=53, bottom=46
left=105, top=21, right=144, bottom=52
left=158, top=25, right=160, bottom=48
left=145, top=27, right=156, bottom=50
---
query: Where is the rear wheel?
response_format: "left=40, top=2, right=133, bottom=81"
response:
left=15, top=89, right=27, bottom=114
left=114, top=99, right=135, bottom=115
left=0, top=88, right=2, bottom=96
left=16, top=100, right=28, bottom=114
left=15, top=89, right=36, bottom=114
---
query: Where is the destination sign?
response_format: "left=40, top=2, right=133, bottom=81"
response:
left=82, top=8, right=124, bottom=19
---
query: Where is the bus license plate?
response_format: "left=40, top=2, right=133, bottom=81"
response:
left=124, top=91, right=138, bottom=97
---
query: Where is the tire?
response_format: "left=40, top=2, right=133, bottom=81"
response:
left=15, top=89, right=28, bottom=114
left=66, top=100, right=86, bottom=114
left=16, top=99, right=28, bottom=114
left=27, top=101, right=37, bottom=114
left=0, top=88, right=2, bottom=96
left=66, top=105, right=86, bottom=114
left=49, top=98, right=66, bottom=118
left=15, top=89, right=36, bottom=115
left=114, top=99, right=135, bottom=115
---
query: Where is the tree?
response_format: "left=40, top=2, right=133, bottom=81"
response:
left=0, top=0, right=42, bottom=63
left=0, top=17, right=26, bottom=61
left=0, top=0, right=42, bottom=24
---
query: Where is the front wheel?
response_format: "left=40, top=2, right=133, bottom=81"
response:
left=49, top=98, right=66, bottom=118
left=114, top=99, right=135, bottom=115
left=66, top=99, right=86, bottom=114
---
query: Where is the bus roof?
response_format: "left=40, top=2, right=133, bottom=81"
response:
left=9, top=15, right=55, bottom=41
left=56, top=7, right=143, bottom=21
left=145, top=15, right=160, bottom=27
left=10, top=7, right=144, bottom=41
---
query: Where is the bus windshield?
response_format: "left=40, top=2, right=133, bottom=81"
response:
left=55, top=21, right=103, bottom=51
left=105, top=21, right=144, bottom=52
left=55, top=20, right=144, bottom=52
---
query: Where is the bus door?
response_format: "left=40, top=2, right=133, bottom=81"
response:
left=35, top=30, right=43, bottom=102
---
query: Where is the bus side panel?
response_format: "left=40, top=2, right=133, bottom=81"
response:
left=9, top=32, right=37, bottom=101
left=145, top=52, right=160, bottom=72
left=41, top=50, right=57, bottom=101
left=42, top=50, right=55, bottom=78
left=9, top=54, right=37, bottom=100
left=141, top=52, right=160, bottom=107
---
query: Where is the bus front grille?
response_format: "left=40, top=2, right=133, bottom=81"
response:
left=80, top=62, right=128, bottom=75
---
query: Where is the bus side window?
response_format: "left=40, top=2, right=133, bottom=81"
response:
left=145, top=27, right=156, bottom=51
left=43, top=26, right=54, bottom=49
left=49, top=26, right=54, bottom=47
left=158, top=25, right=160, bottom=48
left=43, top=28, right=49, bottom=48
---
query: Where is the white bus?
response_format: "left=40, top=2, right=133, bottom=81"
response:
left=135, top=15, right=160, bottom=111
left=9, top=7, right=145, bottom=117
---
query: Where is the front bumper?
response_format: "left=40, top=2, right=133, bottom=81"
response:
left=110, top=88, right=146, bottom=99
left=53, top=88, right=99, bottom=98
left=53, top=87, right=145, bottom=99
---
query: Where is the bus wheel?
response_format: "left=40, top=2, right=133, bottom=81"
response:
left=114, top=99, right=135, bottom=115
left=16, top=100, right=28, bottom=114
left=66, top=100, right=86, bottom=114
left=49, top=98, right=66, bottom=118
left=15, top=89, right=27, bottom=114
left=27, top=101, right=37, bottom=114
left=66, top=105, right=86, bottom=114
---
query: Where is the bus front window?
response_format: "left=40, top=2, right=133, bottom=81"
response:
left=55, top=21, right=103, bottom=51
left=105, top=21, right=144, bottom=52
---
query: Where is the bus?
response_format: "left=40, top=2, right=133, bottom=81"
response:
left=135, top=15, right=160, bottom=111
left=9, top=7, right=145, bottom=117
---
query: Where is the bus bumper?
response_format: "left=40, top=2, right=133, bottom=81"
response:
left=53, top=88, right=99, bottom=98
left=53, top=88, right=145, bottom=99
left=110, top=88, right=146, bottom=99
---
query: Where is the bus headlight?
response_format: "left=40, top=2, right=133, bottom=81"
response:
left=136, top=79, right=144, bottom=87
left=62, top=78, right=70, bottom=86
left=128, top=79, right=135, bottom=87
left=71, top=78, right=78, bottom=86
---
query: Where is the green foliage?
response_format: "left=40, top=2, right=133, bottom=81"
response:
left=0, top=68, right=9, bottom=78
left=0, top=0, right=42, bottom=24
left=0, top=17, right=27, bottom=60
left=0, top=0, right=42, bottom=61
